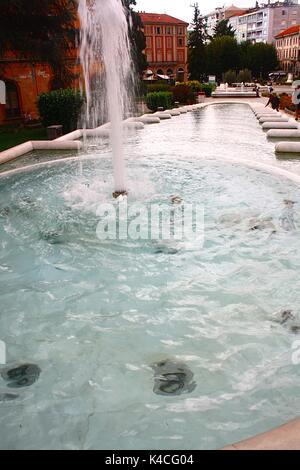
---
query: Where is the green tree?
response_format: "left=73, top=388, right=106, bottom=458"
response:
left=188, top=3, right=208, bottom=81
left=206, top=36, right=240, bottom=79
left=122, top=0, right=147, bottom=76
left=238, top=41, right=251, bottom=72
left=223, top=70, right=237, bottom=85
left=243, top=42, right=279, bottom=79
left=213, top=19, right=235, bottom=38
left=0, top=1, right=77, bottom=88
left=237, top=68, right=252, bottom=83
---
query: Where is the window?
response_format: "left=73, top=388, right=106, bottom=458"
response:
left=156, top=37, right=162, bottom=48
left=167, top=69, right=173, bottom=76
left=5, top=81, right=21, bottom=119
left=282, top=10, right=286, bottom=15
left=166, top=27, right=172, bottom=35
left=178, top=37, right=184, bottom=47
left=167, top=51, right=173, bottom=61
left=156, top=27, right=161, bottom=34
left=157, top=50, right=162, bottom=62
left=146, top=52, right=152, bottom=62
left=166, top=37, right=172, bottom=48
left=157, top=69, right=164, bottom=75
left=177, top=27, right=183, bottom=35
left=146, top=37, right=151, bottom=47
left=145, top=26, right=152, bottom=35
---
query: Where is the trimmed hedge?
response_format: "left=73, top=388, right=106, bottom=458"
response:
left=146, top=83, right=172, bottom=93
left=37, top=88, right=84, bottom=134
left=175, top=81, right=215, bottom=98
left=146, top=91, right=173, bottom=111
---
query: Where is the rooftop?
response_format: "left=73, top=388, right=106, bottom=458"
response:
left=275, top=24, right=300, bottom=37
left=138, top=12, right=189, bottom=26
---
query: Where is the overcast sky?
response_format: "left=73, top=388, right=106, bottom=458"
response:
left=134, top=1, right=257, bottom=23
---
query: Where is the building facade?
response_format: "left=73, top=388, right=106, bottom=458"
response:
left=275, top=24, right=300, bottom=72
left=228, top=1, right=300, bottom=44
left=0, top=58, right=55, bottom=125
left=138, top=13, right=189, bottom=82
left=204, top=5, right=248, bottom=37
left=0, top=4, right=80, bottom=128
left=0, top=48, right=78, bottom=127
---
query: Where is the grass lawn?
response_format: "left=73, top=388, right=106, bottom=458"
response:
left=0, top=127, right=47, bottom=152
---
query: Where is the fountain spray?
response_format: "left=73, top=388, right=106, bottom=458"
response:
left=78, top=0, right=134, bottom=196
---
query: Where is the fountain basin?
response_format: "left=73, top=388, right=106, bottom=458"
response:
left=262, top=122, right=298, bottom=130
left=165, top=109, right=181, bottom=116
left=153, top=113, right=172, bottom=120
left=133, top=116, right=161, bottom=124
left=259, top=117, right=289, bottom=124
left=256, top=113, right=281, bottom=120
left=275, top=141, right=300, bottom=154
left=267, top=129, right=300, bottom=140
left=1, top=104, right=300, bottom=450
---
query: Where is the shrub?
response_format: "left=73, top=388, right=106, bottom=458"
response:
left=172, top=85, right=195, bottom=104
left=279, top=93, right=295, bottom=112
left=37, top=88, right=84, bottom=134
left=223, top=70, right=237, bottom=85
left=146, top=83, right=171, bottom=93
left=146, top=91, right=173, bottom=111
left=237, top=68, right=252, bottom=83
left=181, top=80, right=202, bottom=92
left=200, top=83, right=216, bottom=97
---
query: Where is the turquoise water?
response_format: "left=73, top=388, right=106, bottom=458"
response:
left=1, top=104, right=300, bottom=450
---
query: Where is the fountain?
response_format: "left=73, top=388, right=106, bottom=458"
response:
left=212, top=81, right=257, bottom=98
left=2, top=96, right=300, bottom=449
left=78, top=0, right=135, bottom=196
left=2, top=2, right=300, bottom=451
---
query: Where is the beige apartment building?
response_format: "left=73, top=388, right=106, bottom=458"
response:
left=275, top=24, right=300, bottom=73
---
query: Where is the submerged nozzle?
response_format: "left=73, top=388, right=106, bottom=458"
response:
left=113, top=190, right=128, bottom=199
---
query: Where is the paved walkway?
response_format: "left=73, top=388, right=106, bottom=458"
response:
left=223, top=417, right=300, bottom=450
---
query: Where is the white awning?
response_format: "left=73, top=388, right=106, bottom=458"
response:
left=157, top=74, right=170, bottom=80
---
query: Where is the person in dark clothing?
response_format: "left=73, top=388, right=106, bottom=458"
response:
left=253, top=85, right=260, bottom=97
left=265, top=93, right=280, bottom=112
